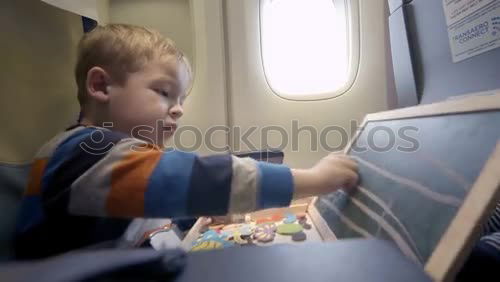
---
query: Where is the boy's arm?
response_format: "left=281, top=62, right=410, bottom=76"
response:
left=44, top=129, right=294, bottom=219
left=40, top=128, right=357, bottom=219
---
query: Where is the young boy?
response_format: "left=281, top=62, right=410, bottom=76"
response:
left=14, top=24, right=358, bottom=259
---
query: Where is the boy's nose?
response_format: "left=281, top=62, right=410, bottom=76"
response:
left=169, top=104, right=183, bottom=120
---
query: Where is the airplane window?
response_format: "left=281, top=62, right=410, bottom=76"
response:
left=260, top=0, right=354, bottom=100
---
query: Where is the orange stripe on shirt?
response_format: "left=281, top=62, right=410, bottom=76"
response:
left=25, top=158, right=48, bottom=196
left=107, top=145, right=163, bottom=217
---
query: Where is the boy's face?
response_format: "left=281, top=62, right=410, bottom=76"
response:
left=106, top=56, right=190, bottom=147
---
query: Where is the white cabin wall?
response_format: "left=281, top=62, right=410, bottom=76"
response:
left=224, top=0, right=393, bottom=168
left=96, top=0, right=109, bottom=25
left=109, top=0, right=194, bottom=62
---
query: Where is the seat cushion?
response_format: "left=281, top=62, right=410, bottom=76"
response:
left=0, top=163, right=31, bottom=261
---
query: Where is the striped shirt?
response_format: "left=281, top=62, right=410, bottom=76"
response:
left=14, top=125, right=294, bottom=259
left=459, top=202, right=500, bottom=277
left=481, top=202, right=500, bottom=252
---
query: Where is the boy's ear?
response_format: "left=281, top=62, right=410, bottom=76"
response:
left=86, top=66, right=111, bottom=103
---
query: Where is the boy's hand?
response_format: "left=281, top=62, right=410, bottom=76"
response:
left=292, top=153, right=359, bottom=199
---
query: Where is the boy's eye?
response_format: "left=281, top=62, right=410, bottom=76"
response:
left=155, top=89, right=169, bottom=98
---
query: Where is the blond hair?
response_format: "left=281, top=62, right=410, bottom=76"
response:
left=75, top=24, right=193, bottom=105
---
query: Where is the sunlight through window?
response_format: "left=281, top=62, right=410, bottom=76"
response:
left=261, top=0, right=351, bottom=99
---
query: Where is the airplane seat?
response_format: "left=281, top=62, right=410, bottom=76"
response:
left=0, top=0, right=83, bottom=262
left=0, top=162, right=31, bottom=261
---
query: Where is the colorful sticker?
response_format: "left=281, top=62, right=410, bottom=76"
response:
left=190, top=240, right=223, bottom=252
left=254, top=223, right=276, bottom=243
left=284, top=213, right=297, bottom=224
left=292, top=231, right=307, bottom=242
left=277, top=223, right=303, bottom=235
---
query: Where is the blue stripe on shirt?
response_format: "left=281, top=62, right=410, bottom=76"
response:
left=256, top=162, right=294, bottom=210
left=186, top=154, right=233, bottom=216
left=145, top=150, right=196, bottom=218
left=15, top=196, right=44, bottom=233
left=41, top=128, right=95, bottom=194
